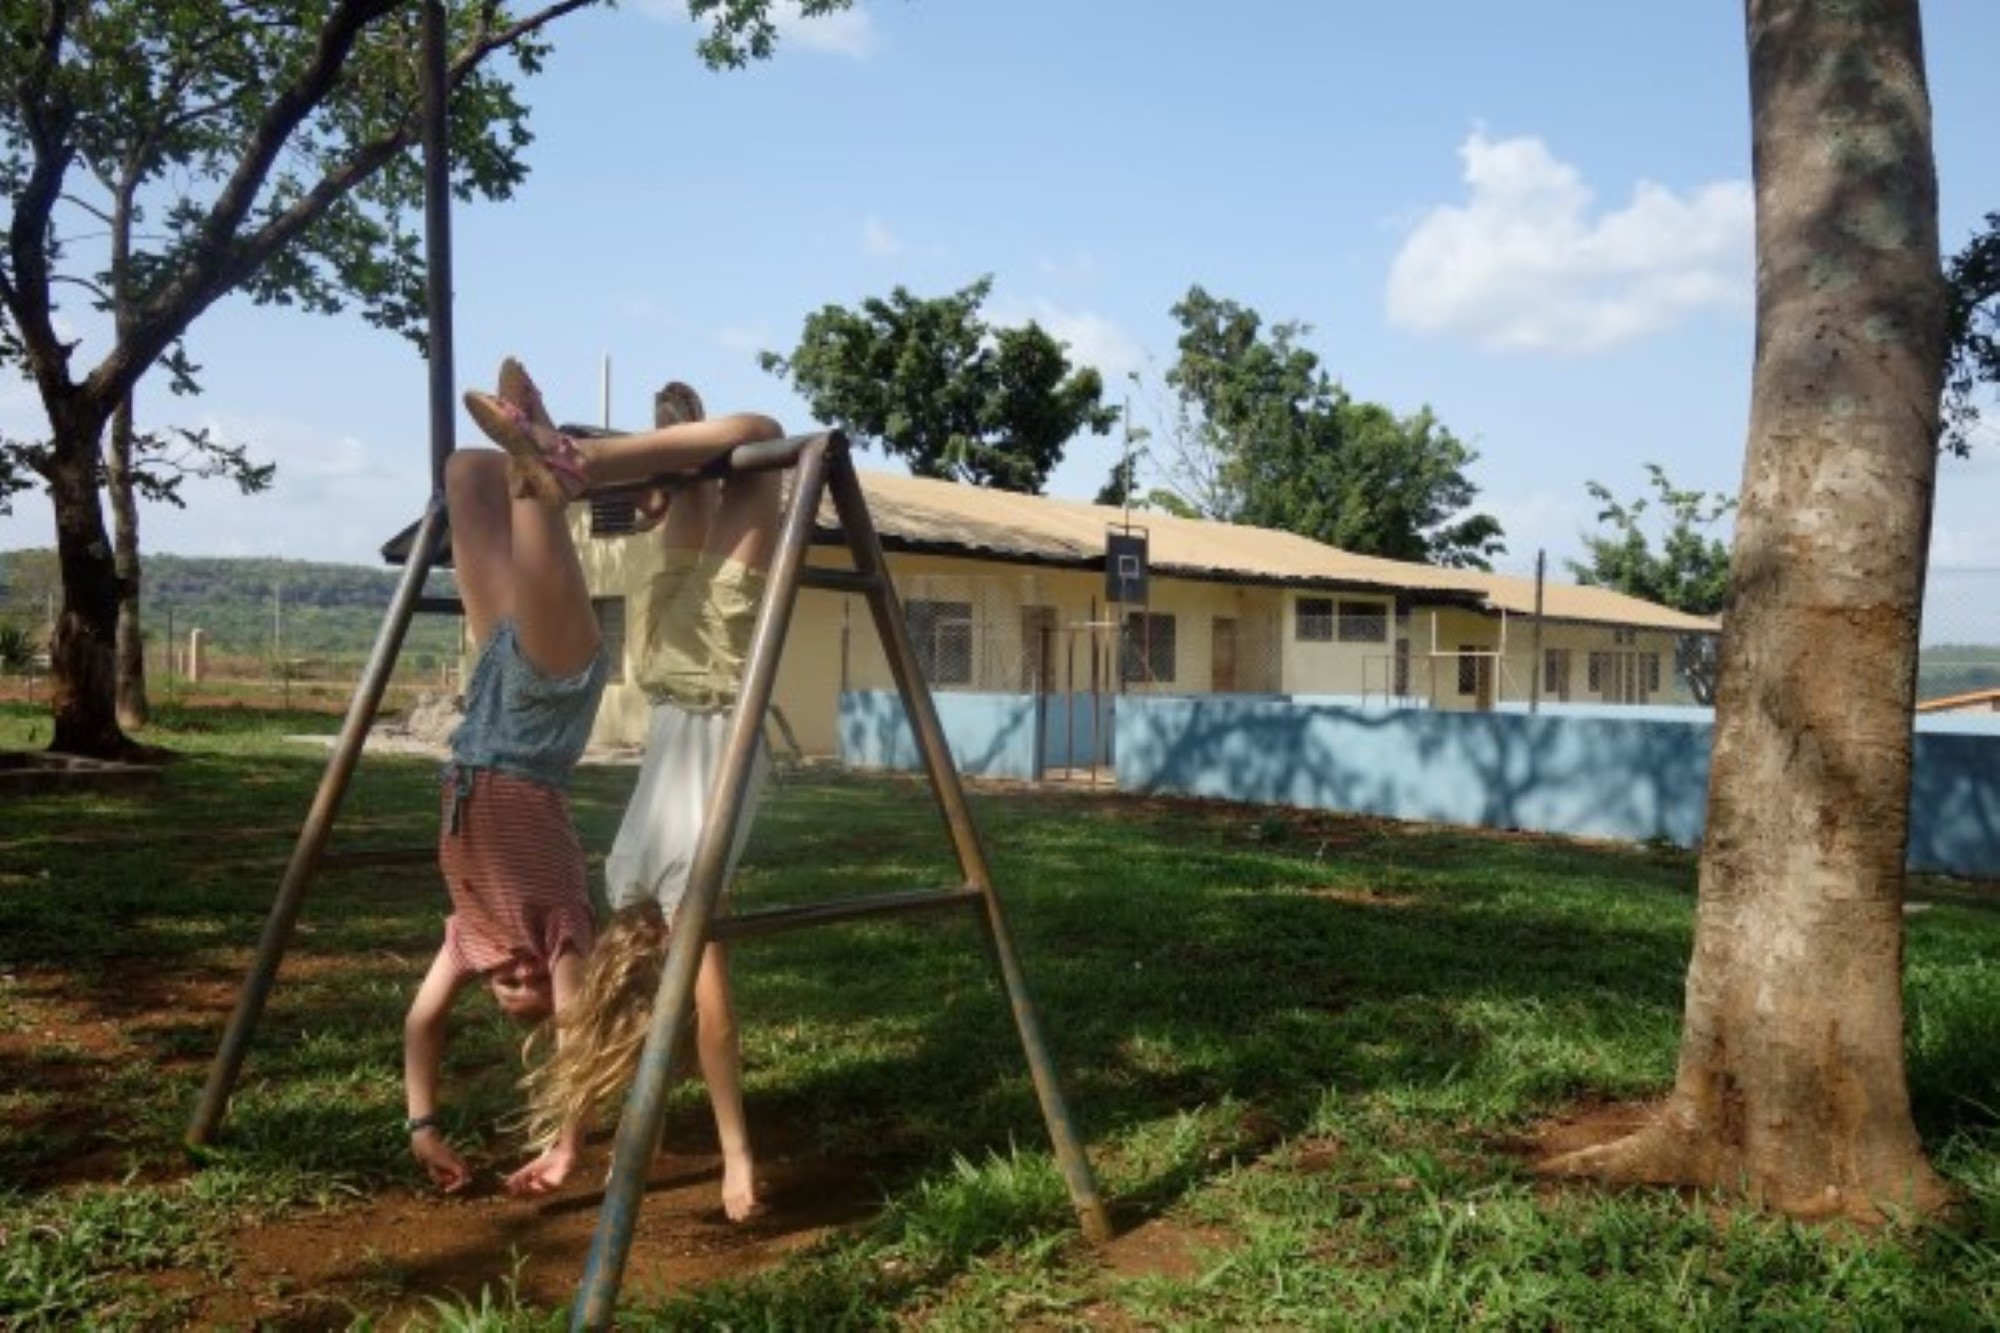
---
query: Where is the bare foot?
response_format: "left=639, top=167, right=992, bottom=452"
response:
left=720, top=1153, right=765, bottom=1222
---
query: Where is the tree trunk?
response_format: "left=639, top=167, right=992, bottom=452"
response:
left=109, top=396, right=150, bottom=730
left=1547, top=0, right=1950, bottom=1221
left=47, top=415, right=148, bottom=761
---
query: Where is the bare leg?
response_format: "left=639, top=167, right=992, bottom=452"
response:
left=444, top=452, right=515, bottom=648
left=506, top=486, right=601, bottom=680
left=693, top=941, right=761, bottom=1221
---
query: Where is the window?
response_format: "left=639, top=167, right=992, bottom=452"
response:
left=589, top=493, right=638, bottom=539
left=1336, top=599, right=1389, bottom=643
left=1296, top=597, right=1333, bottom=642
left=592, top=597, right=627, bottom=684
left=906, top=599, right=973, bottom=685
left=1613, top=627, right=1637, bottom=646
left=1122, top=611, right=1177, bottom=684
left=1587, top=651, right=1604, bottom=692
left=1395, top=638, right=1411, bottom=697
left=1457, top=644, right=1481, bottom=696
left=1645, top=653, right=1663, bottom=693
left=1544, top=647, right=1571, bottom=700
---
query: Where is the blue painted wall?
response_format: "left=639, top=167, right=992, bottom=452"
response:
left=840, top=690, right=2000, bottom=877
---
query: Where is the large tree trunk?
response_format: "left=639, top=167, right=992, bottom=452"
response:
left=1547, top=0, right=1950, bottom=1220
left=109, top=396, right=150, bottom=730
left=45, top=412, right=152, bottom=763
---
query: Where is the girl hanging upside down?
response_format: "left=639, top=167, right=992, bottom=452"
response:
left=468, top=363, right=786, bottom=1221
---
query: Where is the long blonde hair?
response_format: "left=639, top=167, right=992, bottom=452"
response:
left=520, top=902, right=691, bottom=1150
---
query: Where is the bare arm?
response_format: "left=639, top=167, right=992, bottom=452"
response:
left=405, top=944, right=474, bottom=1191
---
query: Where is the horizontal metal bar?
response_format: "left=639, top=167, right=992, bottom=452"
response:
left=709, top=886, right=983, bottom=942
left=414, top=595, right=463, bottom=616
left=318, top=846, right=437, bottom=871
left=799, top=566, right=877, bottom=595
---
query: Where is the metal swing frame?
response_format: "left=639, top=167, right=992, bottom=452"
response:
left=185, top=7, right=1109, bottom=1327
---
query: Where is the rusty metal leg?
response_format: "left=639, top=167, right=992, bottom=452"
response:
left=187, top=502, right=447, bottom=1146
left=825, top=453, right=1114, bottom=1244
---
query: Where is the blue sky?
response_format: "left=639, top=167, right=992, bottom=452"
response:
left=5, top=0, right=1999, bottom=591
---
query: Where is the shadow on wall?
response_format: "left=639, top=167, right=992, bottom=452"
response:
left=1118, top=698, right=1710, bottom=850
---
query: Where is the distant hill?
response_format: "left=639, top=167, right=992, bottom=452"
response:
left=0, top=548, right=462, bottom=670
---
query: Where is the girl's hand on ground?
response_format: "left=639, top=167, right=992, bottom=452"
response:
left=504, top=1143, right=577, bottom=1197
left=412, top=1132, right=472, bottom=1192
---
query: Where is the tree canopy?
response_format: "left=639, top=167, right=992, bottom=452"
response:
left=1157, top=286, right=1505, bottom=569
left=1566, top=464, right=1733, bottom=702
left=2, top=0, right=857, bottom=757
left=760, top=277, right=1119, bottom=494
left=1944, top=211, right=1999, bottom=457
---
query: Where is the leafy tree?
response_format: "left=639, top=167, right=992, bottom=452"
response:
left=1, top=0, right=858, bottom=760
left=1550, top=0, right=1949, bottom=1221
left=1567, top=464, right=1733, bottom=703
left=1162, top=286, right=1504, bottom=568
left=1943, top=210, right=1998, bottom=457
left=759, top=277, right=1119, bottom=494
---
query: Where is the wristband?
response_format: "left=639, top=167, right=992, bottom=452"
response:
left=405, top=1114, right=441, bottom=1136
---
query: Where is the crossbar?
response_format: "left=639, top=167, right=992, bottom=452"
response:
left=707, top=886, right=983, bottom=942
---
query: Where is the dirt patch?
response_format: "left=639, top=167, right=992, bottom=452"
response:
left=191, top=1130, right=883, bottom=1328
left=1495, top=1096, right=1665, bottom=1190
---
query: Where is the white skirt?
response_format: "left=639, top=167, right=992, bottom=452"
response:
left=604, top=703, right=768, bottom=922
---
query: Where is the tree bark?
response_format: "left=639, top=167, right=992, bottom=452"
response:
left=1546, top=0, right=1950, bottom=1221
left=47, top=415, right=149, bottom=762
left=109, top=396, right=150, bottom=730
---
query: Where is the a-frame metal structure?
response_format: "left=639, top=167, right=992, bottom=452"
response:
left=184, top=6, right=1109, bottom=1328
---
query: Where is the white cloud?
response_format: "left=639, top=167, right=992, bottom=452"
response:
left=990, top=298, right=1147, bottom=384
left=776, top=2, right=878, bottom=59
left=862, top=216, right=904, bottom=257
left=1386, top=130, right=1752, bottom=355
left=639, top=0, right=878, bottom=60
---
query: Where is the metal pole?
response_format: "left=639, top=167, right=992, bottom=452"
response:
left=1530, top=550, right=1546, bottom=715
left=825, top=450, right=1113, bottom=1244
left=188, top=0, right=457, bottom=1148
left=420, top=0, right=457, bottom=496
left=572, top=439, right=835, bottom=1329
left=188, top=505, right=446, bottom=1144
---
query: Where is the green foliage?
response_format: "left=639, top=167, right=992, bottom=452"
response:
left=688, top=0, right=862, bottom=68
left=1945, top=210, right=2000, bottom=458
left=0, top=0, right=604, bottom=753
left=0, top=621, right=35, bottom=673
left=1567, top=464, right=1732, bottom=702
left=761, top=276, right=1120, bottom=494
left=3, top=546, right=459, bottom=665
left=1159, top=286, right=1506, bottom=568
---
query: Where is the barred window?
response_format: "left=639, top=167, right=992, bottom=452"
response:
left=589, top=493, right=639, bottom=539
left=1296, top=597, right=1333, bottom=642
left=1336, top=599, right=1388, bottom=643
left=1544, top=647, right=1572, bottom=699
left=1457, top=645, right=1481, bottom=696
left=906, top=599, right=973, bottom=685
left=1122, top=611, right=1177, bottom=684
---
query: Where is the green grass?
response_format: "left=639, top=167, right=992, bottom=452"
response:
left=3, top=701, right=1999, bottom=1328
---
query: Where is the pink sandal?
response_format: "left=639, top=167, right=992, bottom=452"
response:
left=463, top=389, right=589, bottom=503
left=497, top=357, right=554, bottom=430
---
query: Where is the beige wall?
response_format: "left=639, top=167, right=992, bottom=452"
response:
left=570, top=515, right=1703, bottom=754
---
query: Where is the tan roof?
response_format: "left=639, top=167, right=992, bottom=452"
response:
left=829, top=468, right=1719, bottom=636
